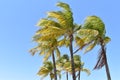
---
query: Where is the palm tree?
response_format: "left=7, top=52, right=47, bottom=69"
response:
left=37, top=61, right=54, bottom=80
left=30, top=34, right=60, bottom=80
left=73, top=55, right=90, bottom=80
left=35, top=2, right=81, bottom=80
left=56, top=54, right=70, bottom=80
left=78, top=16, right=111, bottom=80
left=37, top=61, right=61, bottom=80
left=62, top=55, right=90, bottom=80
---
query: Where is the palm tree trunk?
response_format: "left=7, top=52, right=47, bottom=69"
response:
left=66, top=72, right=68, bottom=80
left=52, top=51, right=57, bottom=80
left=100, top=39, right=111, bottom=80
left=78, top=71, right=81, bottom=80
left=69, top=34, right=76, bottom=80
left=50, top=76, right=52, bottom=80
left=104, top=53, right=111, bottom=80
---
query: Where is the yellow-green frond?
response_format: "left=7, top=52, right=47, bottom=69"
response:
left=43, top=51, right=52, bottom=62
left=55, top=48, right=61, bottom=59
left=104, top=36, right=111, bottom=44
left=47, top=11, right=68, bottom=28
left=39, top=50, right=45, bottom=55
left=75, top=36, right=84, bottom=48
left=36, top=18, right=61, bottom=28
left=58, top=39, right=66, bottom=47
left=37, top=67, right=49, bottom=75
left=29, top=48, right=38, bottom=56
left=77, top=29, right=98, bottom=44
left=35, top=26, right=64, bottom=36
left=57, top=2, right=71, bottom=12
left=65, top=39, right=70, bottom=47
left=83, top=15, right=105, bottom=36
left=84, top=41, right=96, bottom=53
left=77, top=29, right=99, bottom=38
left=81, top=68, right=91, bottom=75
left=56, top=2, right=73, bottom=26
left=50, top=73, right=55, bottom=79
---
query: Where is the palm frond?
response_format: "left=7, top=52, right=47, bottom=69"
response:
left=29, top=48, right=38, bottom=56
left=77, top=29, right=99, bottom=38
left=55, top=48, right=61, bottom=59
left=75, top=36, right=84, bottom=48
left=81, top=68, right=91, bottom=75
left=58, top=39, right=66, bottom=47
left=36, top=18, right=62, bottom=28
left=57, top=2, right=73, bottom=28
left=84, top=41, right=97, bottom=53
left=47, top=11, right=68, bottom=27
left=94, top=47, right=106, bottom=69
left=103, top=36, right=111, bottom=44
left=35, top=26, right=64, bottom=36
left=77, top=29, right=98, bottom=44
left=43, top=50, right=52, bottom=62
left=50, top=73, right=55, bottom=80
left=82, top=15, right=106, bottom=36
left=57, top=2, right=71, bottom=12
left=37, top=67, right=50, bottom=75
left=33, top=34, right=59, bottom=43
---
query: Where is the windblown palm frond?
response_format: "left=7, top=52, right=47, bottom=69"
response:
left=94, top=47, right=106, bottom=69
left=83, top=16, right=105, bottom=36
left=57, top=2, right=73, bottom=27
left=37, top=61, right=55, bottom=80
left=37, top=18, right=62, bottom=28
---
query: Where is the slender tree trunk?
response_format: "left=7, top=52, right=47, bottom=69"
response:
left=78, top=71, right=81, bottom=80
left=104, top=53, right=111, bottom=80
left=52, top=51, right=57, bottom=80
left=50, top=77, right=52, bottom=80
left=69, top=34, right=76, bottom=80
left=66, top=72, right=68, bottom=80
left=100, top=39, right=111, bottom=80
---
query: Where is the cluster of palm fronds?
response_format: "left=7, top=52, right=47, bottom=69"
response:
left=29, top=2, right=111, bottom=80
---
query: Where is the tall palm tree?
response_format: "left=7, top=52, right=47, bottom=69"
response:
left=35, top=2, right=81, bottom=80
left=62, top=55, right=90, bottom=80
left=78, top=16, right=111, bottom=80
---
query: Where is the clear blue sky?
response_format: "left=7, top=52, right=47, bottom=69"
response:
left=0, top=0, right=120, bottom=80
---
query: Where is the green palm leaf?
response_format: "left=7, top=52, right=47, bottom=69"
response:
left=55, top=48, right=61, bottom=59
left=82, top=15, right=105, bottom=36
left=103, top=36, right=111, bottom=44
left=84, top=41, right=97, bottom=53
left=37, top=18, right=62, bottom=28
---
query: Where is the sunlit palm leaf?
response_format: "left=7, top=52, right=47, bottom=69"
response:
left=29, top=48, right=38, bottom=56
left=43, top=50, right=52, bottom=62
left=55, top=48, right=61, bottom=59
left=82, top=16, right=105, bottom=36
left=77, top=29, right=99, bottom=38
left=37, top=18, right=62, bottom=28
left=47, top=11, right=68, bottom=28
left=57, top=38, right=70, bottom=47
left=81, top=68, right=91, bottom=75
left=38, top=67, right=50, bottom=75
left=84, top=41, right=97, bottom=53
left=103, top=36, right=111, bottom=44
left=75, top=36, right=84, bottom=48
left=50, top=73, right=54, bottom=80
left=57, top=2, right=73, bottom=28
left=57, top=2, right=71, bottom=12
